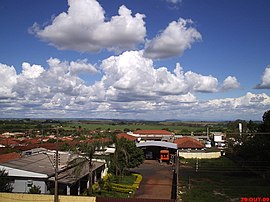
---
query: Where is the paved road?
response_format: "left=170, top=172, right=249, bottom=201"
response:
left=131, top=160, right=175, bottom=200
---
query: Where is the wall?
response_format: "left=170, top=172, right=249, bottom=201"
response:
left=12, top=179, right=47, bottom=194
left=0, top=193, right=96, bottom=202
left=179, top=151, right=221, bottom=159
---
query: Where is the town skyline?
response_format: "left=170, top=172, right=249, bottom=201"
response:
left=0, top=0, right=270, bottom=120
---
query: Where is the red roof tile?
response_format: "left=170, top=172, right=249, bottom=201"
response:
left=133, top=130, right=173, bottom=135
left=0, top=152, right=21, bottom=163
left=0, top=138, right=20, bottom=146
left=174, top=137, right=204, bottom=149
left=116, top=133, right=137, bottom=141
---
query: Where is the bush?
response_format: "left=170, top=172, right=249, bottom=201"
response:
left=28, top=185, right=41, bottom=194
left=95, top=173, right=142, bottom=195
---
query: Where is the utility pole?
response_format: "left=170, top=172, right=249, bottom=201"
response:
left=54, top=127, right=59, bottom=202
left=176, top=150, right=180, bottom=201
left=195, top=158, right=199, bottom=172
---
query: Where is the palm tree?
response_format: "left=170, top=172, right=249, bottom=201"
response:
left=70, top=141, right=101, bottom=195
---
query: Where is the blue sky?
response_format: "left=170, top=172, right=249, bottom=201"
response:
left=0, top=0, right=270, bottom=121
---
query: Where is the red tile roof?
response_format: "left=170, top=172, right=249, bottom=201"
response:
left=116, top=133, right=137, bottom=141
left=133, top=130, right=173, bottom=135
left=0, top=138, right=20, bottom=146
left=0, top=152, right=21, bottom=163
left=174, top=137, right=204, bottom=149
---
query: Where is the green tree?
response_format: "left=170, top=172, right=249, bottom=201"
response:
left=262, top=110, right=270, bottom=132
left=70, top=141, right=101, bottom=196
left=247, top=120, right=259, bottom=132
left=109, top=138, right=144, bottom=176
left=0, top=169, right=13, bottom=192
left=231, top=110, right=270, bottom=168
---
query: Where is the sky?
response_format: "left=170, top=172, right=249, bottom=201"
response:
left=0, top=0, right=270, bottom=121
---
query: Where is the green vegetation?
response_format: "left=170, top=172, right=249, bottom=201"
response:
left=28, top=185, right=41, bottom=194
left=109, top=137, right=144, bottom=176
left=179, top=157, right=270, bottom=202
left=227, top=110, right=270, bottom=174
left=92, top=173, right=142, bottom=198
left=0, top=169, right=13, bottom=192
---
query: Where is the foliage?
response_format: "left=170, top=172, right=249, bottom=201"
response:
left=69, top=141, right=101, bottom=196
left=47, top=138, right=57, bottom=143
left=109, top=138, right=144, bottom=176
left=0, top=169, right=13, bottom=192
left=28, top=185, right=41, bottom=194
left=226, top=119, right=247, bottom=133
left=93, top=173, right=142, bottom=197
left=227, top=110, right=270, bottom=170
left=262, top=110, right=270, bottom=132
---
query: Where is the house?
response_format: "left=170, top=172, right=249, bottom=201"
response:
left=0, top=138, right=20, bottom=147
left=212, top=132, right=226, bottom=148
left=174, top=137, right=204, bottom=150
left=0, top=152, right=21, bottom=163
left=0, top=148, right=107, bottom=195
left=174, top=136, right=221, bottom=159
left=116, top=133, right=138, bottom=142
left=128, top=130, right=174, bottom=141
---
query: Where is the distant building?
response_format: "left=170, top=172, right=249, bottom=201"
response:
left=174, top=137, right=204, bottom=150
left=116, top=133, right=138, bottom=142
left=212, top=132, right=226, bottom=148
left=128, top=130, right=174, bottom=141
left=174, top=136, right=221, bottom=159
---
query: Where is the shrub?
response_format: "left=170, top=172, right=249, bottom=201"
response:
left=28, top=185, right=41, bottom=194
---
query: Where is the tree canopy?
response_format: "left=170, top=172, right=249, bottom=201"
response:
left=109, top=138, right=144, bottom=176
left=0, top=169, right=13, bottom=192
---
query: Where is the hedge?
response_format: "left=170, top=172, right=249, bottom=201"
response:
left=95, top=173, right=143, bottom=194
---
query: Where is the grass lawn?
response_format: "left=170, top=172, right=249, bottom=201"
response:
left=179, top=157, right=270, bottom=202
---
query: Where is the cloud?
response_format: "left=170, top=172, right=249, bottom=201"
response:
left=143, top=18, right=202, bottom=59
left=31, top=0, right=146, bottom=52
left=166, top=0, right=182, bottom=4
left=0, top=63, right=17, bottom=98
left=256, top=65, right=270, bottom=89
left=99, top=51, right=220, bottom=100
left=69, top=59, right=97, bottom=75
left=221, top=76, right=240, bottom=91
left=21, top=62, right=45, bottom=79
left=205, top=92, right=270, bottom=110
left=1, top=54, right=259, bottom=120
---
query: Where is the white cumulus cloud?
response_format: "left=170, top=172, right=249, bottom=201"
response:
left=0, top=55, right=254, bottom=120
left=0, top=63, right=17, bottom=98
left=256, top=65, right=270, bottom=89
left=143, top=18, right=202, bottom=59
left=221, top=76, right=240, bottom=91
left=21, top=62, right=45, bottom=79
left=69, top=59, right=97, bottom=75
left=99, top=51, right=221, bottom=100
left=32, top=0, right=146, bottom=52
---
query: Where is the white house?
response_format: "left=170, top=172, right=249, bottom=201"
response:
left=0, top=149, right=107, bottom=195
left=212, top=132, right=226, bottom=148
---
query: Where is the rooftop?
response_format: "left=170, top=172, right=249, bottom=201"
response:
left=0, top=152, right=21, bottom=163
left=116, top=133, right=137, bottom=141
left=133, top=130, right=173, bottom=135
left=174, top=137, right=204, bottom=149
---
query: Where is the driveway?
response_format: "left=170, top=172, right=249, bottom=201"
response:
left=131, top=160, right=175, bottom=200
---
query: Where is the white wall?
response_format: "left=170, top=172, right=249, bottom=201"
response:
left=179, top=151, right=221, bottom=159
left=214, top=135, right=224, bottom=142
left=12, top=179, right=47, bottom=194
